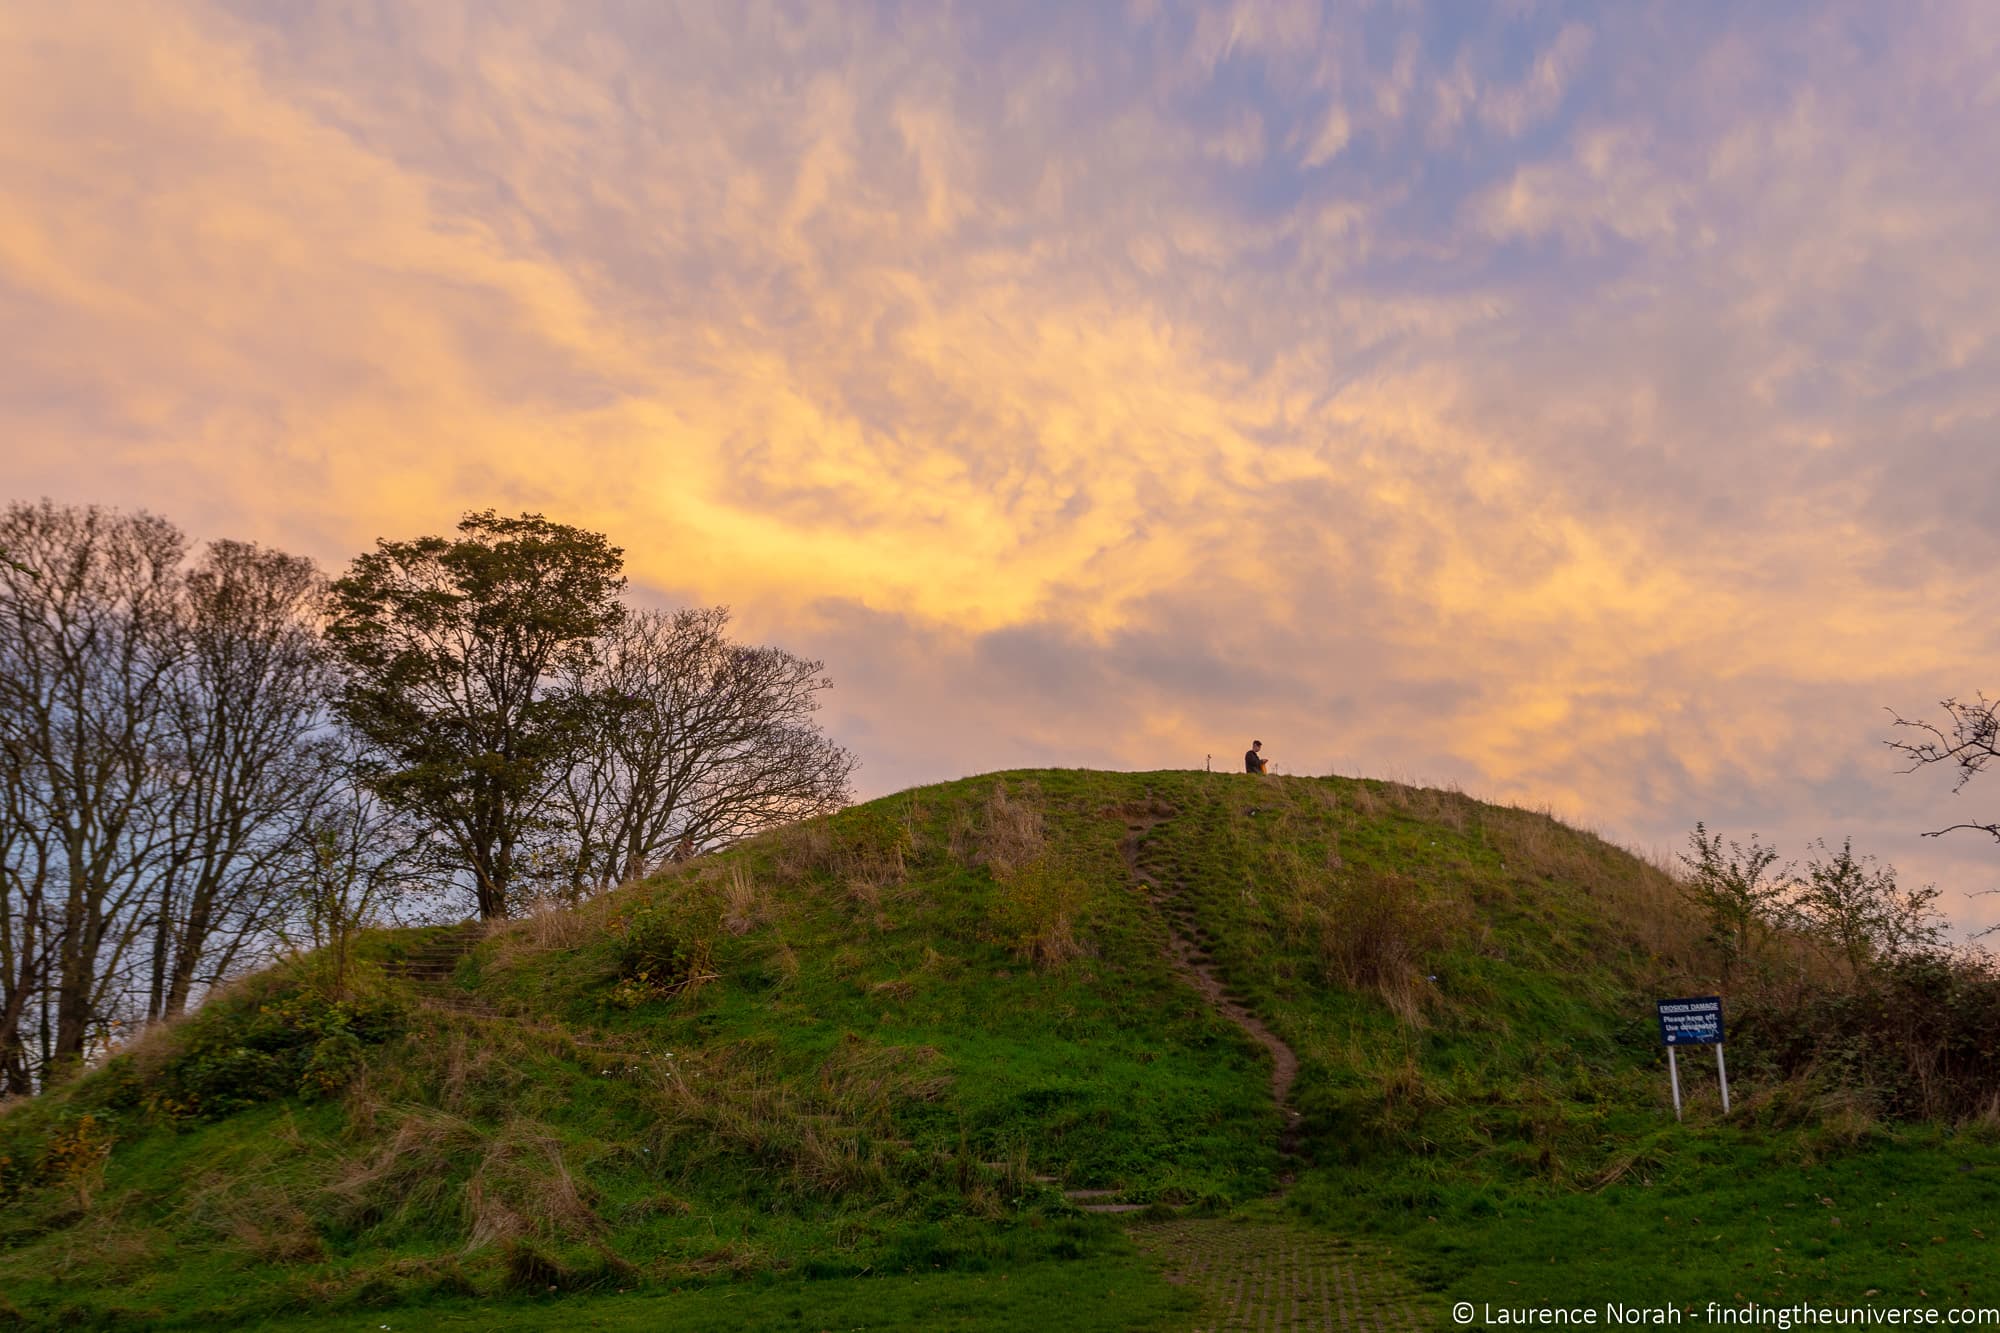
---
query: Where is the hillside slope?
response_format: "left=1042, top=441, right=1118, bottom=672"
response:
left=3, top=770, right=1993, bottom=1327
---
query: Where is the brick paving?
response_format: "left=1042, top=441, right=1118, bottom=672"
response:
left=1130, top=1219, right=1435, bottom=1331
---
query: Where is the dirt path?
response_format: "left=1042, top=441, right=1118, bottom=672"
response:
left=1118, top=807, right=1303, bottom=1162
left=1110, top=799, right=1434, bottom=1330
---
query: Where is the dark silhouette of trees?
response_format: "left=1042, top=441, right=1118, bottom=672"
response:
left=1, top=500, right=858, bottom=1086
left=1888, top=694, right=2000, bottom=847
left=547, top=606, right=856, bottom=895
left=0, top=502, right=186, bottom=1084
left=148, top=540, right=337, bottom=1020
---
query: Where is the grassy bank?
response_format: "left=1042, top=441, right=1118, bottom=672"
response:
left=2, top=770, right=1994, bottom=1328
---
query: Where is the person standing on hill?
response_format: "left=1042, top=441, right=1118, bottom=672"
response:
left=1245, top=740, right=1269, bottom=774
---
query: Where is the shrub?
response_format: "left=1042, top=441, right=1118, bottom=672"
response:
left=300, top=1032, right=367, bottom=1100
left=993, top=853, right=1086, bottom=970
left=1737, top=947, right=2000, bottom=1120
left=1315, top=870, right=1453, bottom=1023
left=608, top=893, right=718, bottom=1007
left=1678, top=823, right=1789, bottom=976
left=128, top=984, right=406, bottom=1119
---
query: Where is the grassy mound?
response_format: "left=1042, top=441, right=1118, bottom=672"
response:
left=3, top=770, right=1995, bottom=1327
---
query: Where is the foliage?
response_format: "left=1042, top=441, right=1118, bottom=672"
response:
left=1677, top=822, right=1790, bottom=975
left=607, top=893, right=718, bottom=1008
left=325, top=510, right=628, bottom=920
left=1791, top=837, right=1946, bottom=980
left=1736, top=947, right=2000, bottom=1120
left=108, top=979, right=404, bottom=1121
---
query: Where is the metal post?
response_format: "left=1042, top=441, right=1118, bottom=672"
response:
left=1715, top=1043, right=1730, bottom=1115
left=1668, top=1046, right=1683, bottom=1121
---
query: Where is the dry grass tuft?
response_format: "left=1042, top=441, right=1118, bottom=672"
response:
left=46, top=1205, right=159, bottom=1283
left=770, top=816, right=834, bottom=881
left=722, top=864, right=762, bottom=935
left=629, top=1041, right=944, bottom=1199
left=993, top=854, right=1087, bottom=971
left=1379, top=782, right=1472, bottom=833
left=1317, top=870, right=1456, bottom=1024
left=1346, top=782, right=1387, bottom=818
left=976, top=781, right=1047, bottom=875
left=485, top=895, right=609, bottom=979
left=516, top=897, right=595, bottom=951
left=463, top=1119, right=605, bottom=1252
left=325, top=1107, right=484, bottom=1231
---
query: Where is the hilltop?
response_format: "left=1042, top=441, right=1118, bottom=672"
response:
left=3, top=770, right=1996, bottom=1329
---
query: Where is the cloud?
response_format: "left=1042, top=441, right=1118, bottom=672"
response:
left=6, top=0, right=2000, bottom=929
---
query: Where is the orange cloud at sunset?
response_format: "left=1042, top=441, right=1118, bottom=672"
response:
left=6, top=1, right=2000, bottom=929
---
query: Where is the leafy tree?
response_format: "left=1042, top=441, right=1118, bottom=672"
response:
left=324, top=511, right=626, bottom=920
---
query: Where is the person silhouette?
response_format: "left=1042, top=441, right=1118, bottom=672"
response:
left=1245, top=740, right=1269, bottom=774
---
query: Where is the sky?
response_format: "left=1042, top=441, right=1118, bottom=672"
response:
left=5, top=1, right=2000, bottom=930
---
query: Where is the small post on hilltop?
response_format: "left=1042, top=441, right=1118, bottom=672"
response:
left=1205, top=754, right=1211, bottom=772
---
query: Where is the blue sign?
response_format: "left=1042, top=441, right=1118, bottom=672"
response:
left=1657, top=996, right=1724, bottom=1046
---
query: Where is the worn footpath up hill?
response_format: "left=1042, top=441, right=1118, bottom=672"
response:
left=4, top=771, right=1997, bottom=1329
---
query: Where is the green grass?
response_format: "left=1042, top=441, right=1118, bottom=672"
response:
left=239, top=1252, right=1192, bottom=1332
left=3, top=768, right=1996, bottom=1328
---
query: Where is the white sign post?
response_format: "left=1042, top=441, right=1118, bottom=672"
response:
left=1656, top=996, right=1727, bottom=1120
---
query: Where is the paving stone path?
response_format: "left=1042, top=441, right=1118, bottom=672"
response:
left=1112, top=797, right=1435, bottom=1331
left=1129, top=1219, right=1433, bottom=1332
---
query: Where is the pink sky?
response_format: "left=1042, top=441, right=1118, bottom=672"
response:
left=6, top=1, right=2000, bottom=931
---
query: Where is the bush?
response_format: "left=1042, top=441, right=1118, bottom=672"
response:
left=1314, top=869, right=1453, bottom=1023
left=119, top=983, right=406, bottom=1119
left=300, top=1031, right=367, bottom=1100
left=608, top=893, right=717, bottom=1007
left=993, top=853, right=1085, bottom=970
left=1737, top=948, right=2000, bottom=1120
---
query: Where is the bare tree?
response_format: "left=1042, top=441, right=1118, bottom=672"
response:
left=0, top=755, right=60, bottom=1094
left=0, top=501, right=186, bottom=1083
left=549, top=606, right=856, bottom=895
left=1888, top=694, right=2000, bottom=844
left=145, top=540, right=337, bottom=1020
left=282, top=749, right=432, bottom=998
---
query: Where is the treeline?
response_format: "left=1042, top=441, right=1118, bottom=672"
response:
left=0, top=502, right=854, bottom=1090
left=1678, top=824, right=2000, bottom=1120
